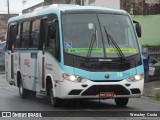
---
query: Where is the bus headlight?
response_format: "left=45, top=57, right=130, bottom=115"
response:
left=126, top=74, right=144, bottom=82
left=62, top=73, right=86, bottom=83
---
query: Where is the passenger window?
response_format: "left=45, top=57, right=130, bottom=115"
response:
left=15, top=23, right=21, bottom=48
left=22, top=22, right=30, bottom=34
left=40, top=18, right=47, bottom=50
left=29, top=20, right=40, bottom=49
left=21, top=21, right=30, bottom=48
left=8, top=25, right=17, bottom=50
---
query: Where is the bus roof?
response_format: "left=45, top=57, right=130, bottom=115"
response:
left=8, top=4, right=127, bottom=23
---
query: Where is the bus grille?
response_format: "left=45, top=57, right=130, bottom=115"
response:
left=81, top=85, right=130, bottom=96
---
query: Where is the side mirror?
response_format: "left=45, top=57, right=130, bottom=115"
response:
left=133, top=20, right=142, bottom=38
left=136, top=23, right=141, bottom=37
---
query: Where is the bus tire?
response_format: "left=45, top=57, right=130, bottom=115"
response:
left=19, top=77, right=28, bottom=99
left=50, top=88, right=61, bottom=107
left=115, top=98, right=129, bottom=107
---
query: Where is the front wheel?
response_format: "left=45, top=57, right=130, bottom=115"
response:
left=19, top=79, right=28, bottom=99
left=50, top=88, right=61, bottom=107
left=115, top=98, right=129, bottom=107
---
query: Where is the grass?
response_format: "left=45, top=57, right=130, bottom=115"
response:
left=154, top=92, right=160, bottom=101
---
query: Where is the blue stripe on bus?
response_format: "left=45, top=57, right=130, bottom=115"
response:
left=32, top=57, right=38, bottom=91
left=45, top=51, right=144, bottom=80
left=61, top=65, right=144, bottom=81
left=14, top=50, right=39, bottom=53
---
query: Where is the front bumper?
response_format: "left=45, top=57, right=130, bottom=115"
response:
left=54, top=78, right=144, bottom=99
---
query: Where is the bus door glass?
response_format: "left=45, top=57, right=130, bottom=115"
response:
left=39, top=18, right=47, bottom=90
left=44, top=14, right=61, bottom=84
left=7, top=24, right=17, bottom=80
left=20, top=21, right=31, bottom=89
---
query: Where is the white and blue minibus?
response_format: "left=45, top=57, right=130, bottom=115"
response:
left=5, top=4, right=144, bottom=107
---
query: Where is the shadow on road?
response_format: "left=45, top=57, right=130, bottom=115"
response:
left=22, top=94, right=134, bottom=110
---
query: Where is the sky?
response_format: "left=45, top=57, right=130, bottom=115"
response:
left=0, top=0, right=43, bottom=14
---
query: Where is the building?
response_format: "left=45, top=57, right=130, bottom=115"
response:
left=44, top=0, right=84, bottom=5
left=44, top=0, right=120, bottom=9
left=0, top=14, right=18, bottom=41
left=85, top=0, right=120, bottom=9
left=23, top=0, right=120, bottom=14
left=22, top=2, right=44, bottom=14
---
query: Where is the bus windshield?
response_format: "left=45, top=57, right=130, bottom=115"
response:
left=62, top=13, right=139, bottom=58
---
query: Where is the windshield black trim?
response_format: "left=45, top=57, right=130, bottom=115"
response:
left=64, top=53, right=142, bottom=72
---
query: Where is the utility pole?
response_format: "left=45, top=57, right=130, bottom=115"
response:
left=7, top=0, right=10, bottom=19
left=22, top=0, right=27, bottom=10
left=143, top=0, right=146, bottom=15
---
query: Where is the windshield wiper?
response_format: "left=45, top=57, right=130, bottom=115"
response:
left=104, top=26, right=125, bottom=61
left=87, top=28, right=97, bottom=58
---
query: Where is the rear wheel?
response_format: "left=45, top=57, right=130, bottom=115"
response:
left=19, top=78, right=28, bottom=99
left=115, top=98, right=129, bottom=107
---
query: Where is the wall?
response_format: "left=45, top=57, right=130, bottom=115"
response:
left=132, top=15, right=160, bottom=46
left=132, top=15, right=160, bottom=77
left=87, top=0, right=120, bottom=9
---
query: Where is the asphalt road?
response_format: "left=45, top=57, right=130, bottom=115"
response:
left=0, top=73, right=160, bottom=119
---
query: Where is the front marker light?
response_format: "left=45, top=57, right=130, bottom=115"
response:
left=62, top=73, right=86, bottom=83
left=127, top=74, right=144, bottom=82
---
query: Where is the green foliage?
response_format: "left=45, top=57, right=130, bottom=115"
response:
left=154, top=92, right=160, bottom=101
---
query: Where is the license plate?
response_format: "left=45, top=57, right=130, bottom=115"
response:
left=99, top=92, right=115, bottom=98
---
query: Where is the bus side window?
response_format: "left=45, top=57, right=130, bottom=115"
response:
left=29, top=19, right=40, bottom=49
left=15, top=23, right=21, bottom=49
left=8, top=25, right=17, bottom=50
left=40, top=18, right=47, bottom=50
left=21, top=21, right=30, bottom=49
